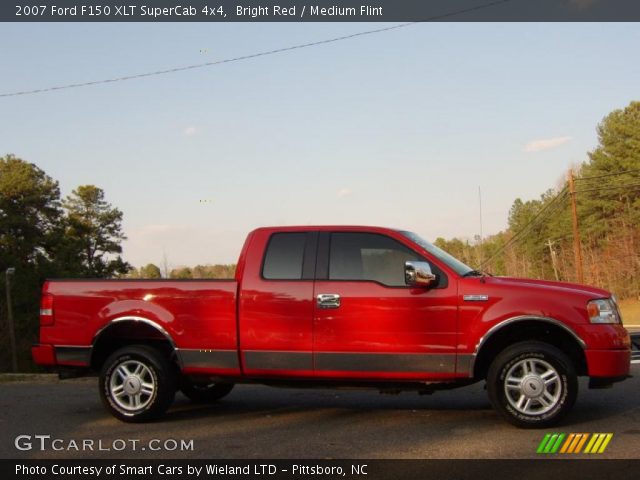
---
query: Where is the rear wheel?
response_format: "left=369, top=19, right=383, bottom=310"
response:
left=487, top=341, right=577, bottom=428
left=181, top=378, right=234, bottom=403
left=100, top=345, right=176, bottom=422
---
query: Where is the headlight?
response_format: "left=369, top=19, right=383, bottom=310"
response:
left=587, top=298, right=620, bottom=324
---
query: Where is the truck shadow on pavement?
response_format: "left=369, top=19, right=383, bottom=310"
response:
left=160, top=376, right=636, bottom=429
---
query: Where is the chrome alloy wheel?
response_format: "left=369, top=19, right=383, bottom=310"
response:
left=109, top=360, right=156, bottom=411
left=504, top=358, right=562, bottom=415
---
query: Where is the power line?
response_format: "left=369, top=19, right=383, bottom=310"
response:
left=507, top=194, right=569, bottom=244
left=576, top=182, right=640, bottom=194
left=481, top=180, right=640, bottom=267
left=480, top=188, right=568, bottom=268
left=4, top=24, right=418, bottom=98
left=575, top=169, right=640, bottom=181
left=0, top=0, right=515, bottom=98
left=481, top=194, right=568, bottom=268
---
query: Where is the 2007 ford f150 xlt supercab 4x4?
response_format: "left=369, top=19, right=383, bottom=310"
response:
left=32, top=226, right=631, bottom=427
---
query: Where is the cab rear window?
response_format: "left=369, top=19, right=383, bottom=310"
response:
left=262, top=233, right=306, bottom=280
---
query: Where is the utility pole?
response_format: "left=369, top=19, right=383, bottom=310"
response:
left=478, top=186, right=484, bottom=268
left=567, top=170, right=584, bottom=284
left=161, top=250, right=170, bottom=279
left=5, top=267, right=17, bottom=373
left=546, top=239, right=560, bottom=281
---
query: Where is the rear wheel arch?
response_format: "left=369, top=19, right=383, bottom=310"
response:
left=91, top=317, right=180, bottom=372
left=472, top=317, right=587, bottom=380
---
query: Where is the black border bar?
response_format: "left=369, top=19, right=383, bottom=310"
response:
left=3, top=0, right=640, bottom=22
left=4, top=459, right=640, bottom=480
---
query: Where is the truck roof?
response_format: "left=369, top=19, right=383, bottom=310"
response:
left=251, top=225, right=403, bottom=234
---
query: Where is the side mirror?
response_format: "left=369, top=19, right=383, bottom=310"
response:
left=404, top=261, right=437, bottom=287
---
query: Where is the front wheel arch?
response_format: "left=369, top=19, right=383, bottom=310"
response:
left=473, top=319, right=586, bottom=380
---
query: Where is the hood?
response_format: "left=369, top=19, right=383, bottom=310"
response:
left=486, top=276, right=611, bottom=299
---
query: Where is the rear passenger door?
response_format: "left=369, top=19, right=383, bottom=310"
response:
left=238, top=230, right=318, bottom=378
left=312, top=232, right=458, bottom=380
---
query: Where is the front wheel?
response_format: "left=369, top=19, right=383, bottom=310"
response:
left=100, top=345, right=176, bottom=422
left=487, top=341, right=577, bottom=428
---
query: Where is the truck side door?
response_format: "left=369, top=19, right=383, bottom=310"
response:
left=312, top=231, right=458, bottom=380
left=238, top=229, right=317, bottom=378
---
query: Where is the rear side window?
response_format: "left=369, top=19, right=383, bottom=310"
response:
left=262, top=233, right=307, bottom=280
left=329, top=233, right=422, bottom=287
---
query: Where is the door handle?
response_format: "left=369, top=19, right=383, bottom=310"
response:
left=317, top=293, right=341, bottom=309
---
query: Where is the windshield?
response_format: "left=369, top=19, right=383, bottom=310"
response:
left=399, top=230, right=474, bottom=276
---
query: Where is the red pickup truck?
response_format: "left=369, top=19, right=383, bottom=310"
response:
left=32, top=226, right=631, bottom=427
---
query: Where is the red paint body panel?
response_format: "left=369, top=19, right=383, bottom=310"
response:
left=32, top=226, right=631, bottom=383
left=31, top=344, right=56, bottom=366
left=238, top=229, right=314, bottom=377
left=41, top=280, right=238, bottom=349
left=585, top=349, right=631, bottom=377
left=312, top=280, right=458, bottom=380
left=39, top=279, right=240, bottom=374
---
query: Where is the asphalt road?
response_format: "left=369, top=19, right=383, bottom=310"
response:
left=1, top=363, right=638, bottom=460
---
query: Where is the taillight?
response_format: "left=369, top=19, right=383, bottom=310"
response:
left=40, top=294, right=54, bottom=326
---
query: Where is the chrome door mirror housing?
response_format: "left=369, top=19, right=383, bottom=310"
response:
left=404, top=261, right=437, bottom=287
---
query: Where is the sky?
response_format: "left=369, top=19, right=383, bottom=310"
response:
left=1, top=22, right=639, bottom=268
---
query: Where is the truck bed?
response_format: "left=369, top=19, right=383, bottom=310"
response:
left=39, top=279, right=240, bottom=374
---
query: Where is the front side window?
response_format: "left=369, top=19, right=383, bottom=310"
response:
left=329, top=233, right=422, bottom=287
left=262, top=232, right=306, bottom=280
left=399, top=230, right=473, bottom=276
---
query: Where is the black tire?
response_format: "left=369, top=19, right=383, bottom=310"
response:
left=99, top=345, right=176, bottom=423
left=181, top=378, right=234, bottom=403
left=487, top=341, right=577, bottom=428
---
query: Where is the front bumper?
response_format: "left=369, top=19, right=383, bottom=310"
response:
left=585, top=348, right=631, bottom=377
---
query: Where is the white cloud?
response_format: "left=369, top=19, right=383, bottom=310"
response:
left=336, top=188, right=353, bottom=198
left=523, top=136, right=572, bottom=153
left=183, top=126, right=199, bottom=136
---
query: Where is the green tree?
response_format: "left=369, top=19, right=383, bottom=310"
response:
left=124, top=267, right=140, bottom=278
left=170, top=267, right=192, bottom=279
left=505, top=187, right=572, bottom=280
left=0, top=155, right=64, bottom=371
left=579, top=101, right=640, bottom=236
left=191, top=264, right=236, bottom=278
left=0, top=155, right=62, bottom=266
left=139, top=263, right=162, bottom=278
left=62, top=185, right=131, bottom=277
left=480, top=231, right=510, bottom=276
